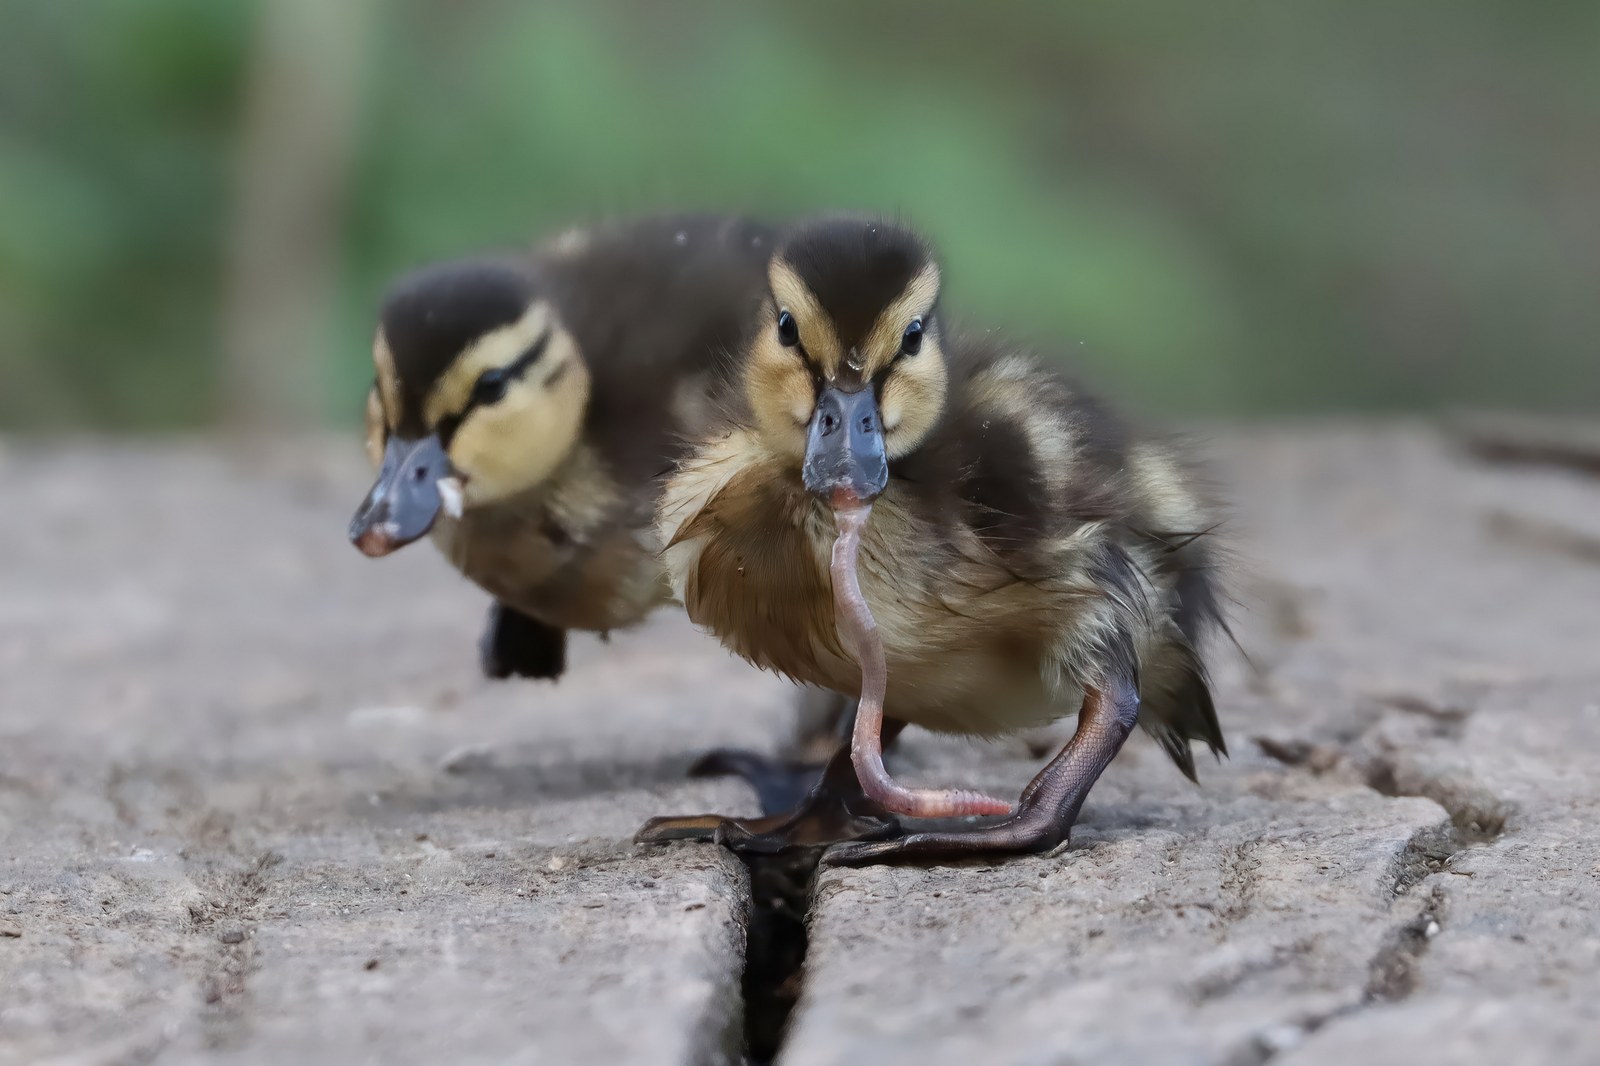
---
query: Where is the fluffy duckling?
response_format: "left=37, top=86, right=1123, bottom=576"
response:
left=637, top=217, right=1227, bottom=864
left=349, top=214, right=776, bottom=678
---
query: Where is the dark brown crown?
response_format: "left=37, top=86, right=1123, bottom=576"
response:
left=378, top=257, right=540, bottom=425
left=775, top=218, right=936, bottom=349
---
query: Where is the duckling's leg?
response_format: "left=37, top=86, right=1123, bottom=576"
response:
left=821, top=675, right=1140, bottom=866
left=685, top=689, right=857, bottom=815
left=479, top=602, right=567, bottom=680
left=635, top=719, right=908, bottom=854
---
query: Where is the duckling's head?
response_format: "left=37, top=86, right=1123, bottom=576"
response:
left=743, top=218, right=947, bottom=508
left=349, top=257, right=591, bottom=557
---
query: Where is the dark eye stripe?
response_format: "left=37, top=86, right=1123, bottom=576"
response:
left=505, top=329, right=552, bottom=378
left=437, top=328, right=553, bottom=446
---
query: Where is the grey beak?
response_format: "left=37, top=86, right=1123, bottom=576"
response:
left=348, top=434, right=449, bottom=557
left=802, top=386, right=888, bottom=505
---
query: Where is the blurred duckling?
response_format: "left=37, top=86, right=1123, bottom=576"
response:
left=637, top=217, right=1228, bottom=864
left=349, top=214, right=776, bottom=680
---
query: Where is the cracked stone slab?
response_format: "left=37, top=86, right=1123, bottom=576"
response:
left=1279, top=677, right=1600, bottom=1064
left=0, top=442, right=776, bottom=1066
left=6, top=426, right=1600, bottom=1065
left=1276, top=992, right=1600, bottom=1066
left=783, top=759, right=1448, bottom=1066
left=788, top=425, right=1600, bottom=1065
left=1215, top=429, right=1600, bottom=1064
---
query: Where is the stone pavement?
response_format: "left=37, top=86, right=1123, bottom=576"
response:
left=1, top=425, right=1596, bottom=1065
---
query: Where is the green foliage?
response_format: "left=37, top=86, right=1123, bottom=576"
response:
left=1, top=0, right=1595, bottom=428
left=0, top=0, right=250, bottom=427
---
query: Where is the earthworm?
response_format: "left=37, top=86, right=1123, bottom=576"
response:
left=829, top=500, right=1013, bottom=819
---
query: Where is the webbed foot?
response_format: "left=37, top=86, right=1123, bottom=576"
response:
left=637, top=739, right=902, bottom=854
left=822, top=678, right=1141, bottom=867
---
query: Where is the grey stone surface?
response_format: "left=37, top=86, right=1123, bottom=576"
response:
left=784, top=426, right=1600, bottom=1066
left=2, top=426, right=1597, bottom=1065
left=0, top=441, right=774, bottom=1066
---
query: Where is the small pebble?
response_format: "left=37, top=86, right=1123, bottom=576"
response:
left=364, top=958, right=379, bottom=971
left=0, top=921, right=23, bottom=938
left=218, top=929, right=245, bottom=945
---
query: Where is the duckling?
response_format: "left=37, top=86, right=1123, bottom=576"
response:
left=348, top=214, right=779, bottom=679
left=636, top=217, right=1228, bottom=864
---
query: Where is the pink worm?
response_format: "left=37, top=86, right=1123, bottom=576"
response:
left=829, top=501, right=1014, bottom=819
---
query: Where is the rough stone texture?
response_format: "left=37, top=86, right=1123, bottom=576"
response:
left=784, top=426, right=1600, bottom=1066
left=2, top=425, right=1597, bottom=1065
left=0, top=441, right=771, bottom=1066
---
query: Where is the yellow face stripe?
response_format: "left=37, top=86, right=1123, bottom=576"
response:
left=768, top=260, right=841, bottom=377
left=363, top=384, right=386, bottom=467
left=371, top=332, right=402, bottom=428
left=423, top=301, right=555, bottom=426
left=860, top=262, right=940, bottom=378
left=766, top=259, right=941, bottom=382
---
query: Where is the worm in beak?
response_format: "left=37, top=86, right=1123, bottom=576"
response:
left=827, top=498, right=1013, bottom=820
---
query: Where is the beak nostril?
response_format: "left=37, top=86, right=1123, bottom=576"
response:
left=802, top=388, right=888, bottom=501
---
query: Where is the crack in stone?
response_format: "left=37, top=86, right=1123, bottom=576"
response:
left=1369, top=693, right=1471, bottom=741
left=739, top=690, right=1518, bottom=1065
left=1384, top=822, right=1459, bottom=900
left=1449, top=412, right=1600, bottom=477
left=1217, top=840, right=1262, bottom=924
left=186, top=849, right=282, bottom=1047
left=1224, top=875, right=1450, bottom=1064
left=1236, top=714, right=1512, bottom=1063
left=1483, top=508, right=1600, bottom=568
left=733, top=848, right=822, bottom=1066
left=1332, top=740, right=1509, bottom=1013
left=1361, top=754, right=1511, bottom=846
left=1363, top=884, right=1445, bottom=1004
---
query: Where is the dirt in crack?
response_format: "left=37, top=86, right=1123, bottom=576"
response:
left=1362, top=756, right=1511, bottom=845
left=1239, top=736, right=1515, bottom=1062
left=1358, top=758, right=1509, bottom=1002
left=1364, top=884, right=1445, bottom=1003
left=738, top=847, right=823, bottom=1065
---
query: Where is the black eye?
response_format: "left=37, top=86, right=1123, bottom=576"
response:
left=900, top=318, right=924, bottom=357
left=776, top=310, right=799, bottom=347
left=471, top=368, right=510, bottom=406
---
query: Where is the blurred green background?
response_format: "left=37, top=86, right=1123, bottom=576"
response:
left=1, top=0, right=1594, bottom=430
